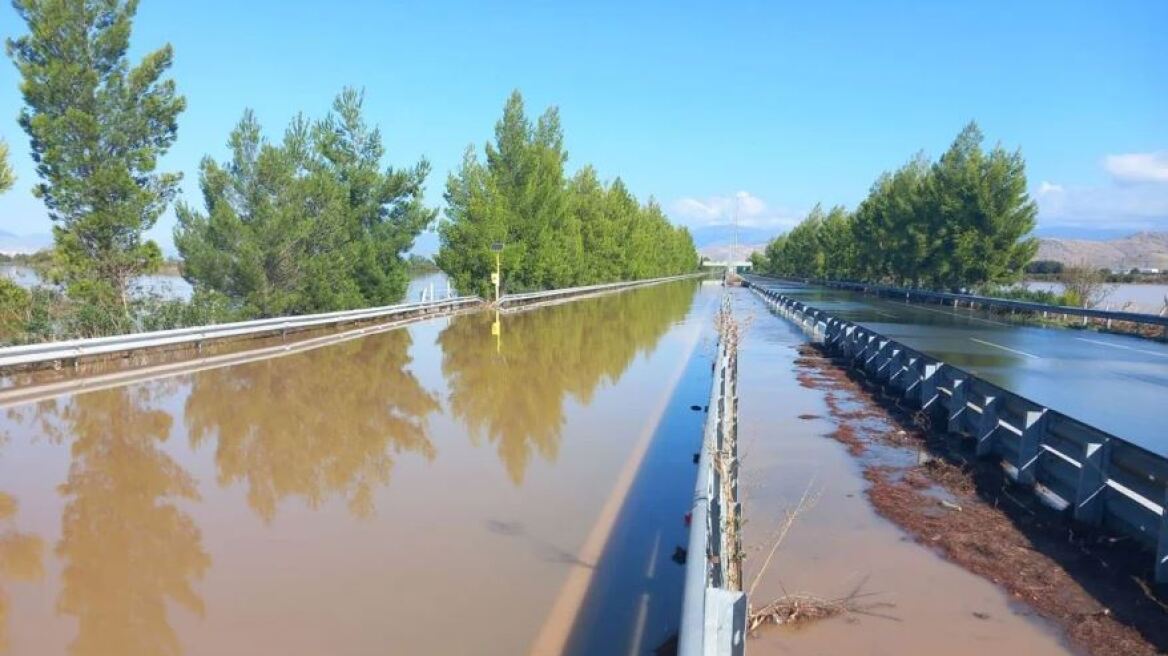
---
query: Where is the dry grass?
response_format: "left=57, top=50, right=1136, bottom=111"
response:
left=743, top=480, right=896, bottom=635
left=748, top=580, right=898, bottom=632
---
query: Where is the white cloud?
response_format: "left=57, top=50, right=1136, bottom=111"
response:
left=1103, top=152, right=1168, bottom=184
left=1035, top=151, right=1168, bottom=230
left=1034, top=181, right=1168, bottom=229
left=669, top=191, right=800, bottom=229
left=1037, top=181, right=1064, bottom=195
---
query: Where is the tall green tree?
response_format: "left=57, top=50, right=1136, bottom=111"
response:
left=175, top=89, right=434, bottom=317
left=437, top=91, right=697, bottom=297
left=571, top=166, right=621, bottom=283
left=7, top=0, right=185, bottom=320
left=758, top=122, right=1036, bottom=291
left=437, top=91, right=572, bottom=296
left=924, top=122, right=1036, bottom=289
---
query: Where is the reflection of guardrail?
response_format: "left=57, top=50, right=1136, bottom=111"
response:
left=757, top=275, right=1168, bottom=329
left=678, top=314, right=746, bottom=656
left=747, top=280, right=1168, bottom=583
left=496, top=273, right=706, bottom=308
left=0, top=296, right=483, bottom=373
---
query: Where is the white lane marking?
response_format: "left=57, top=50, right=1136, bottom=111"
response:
left=1074, top=337, right=1168, bottom=359
left=970, top=337, right=1040, bottom=359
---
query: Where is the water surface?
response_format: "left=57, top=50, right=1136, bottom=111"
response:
left=0, top=279, right=713, bottom=655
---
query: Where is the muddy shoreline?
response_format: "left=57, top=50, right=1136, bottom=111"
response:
left=794, top=343, right=1168, bottom=656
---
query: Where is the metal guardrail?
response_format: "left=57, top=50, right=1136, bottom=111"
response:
left=0, top=296, right=483, bottom=372
left=0, top=273, right=708, bottom=374
left=746, top=280, right=1168, bottom=583
left=767, top=276, right=1168, bottom=328
left=496, top=273, right=706, bottom=308
left=679, top=320, right=747, bottom=656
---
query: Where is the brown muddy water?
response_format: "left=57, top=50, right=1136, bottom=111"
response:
left=0, top=279, right=720, bottom=656
left=732, top=288, right=1075, bottom=655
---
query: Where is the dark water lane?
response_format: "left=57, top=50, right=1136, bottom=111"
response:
left=0, top=279, right=718, bottom=656
left=749, top=279, right=1168, bottom=454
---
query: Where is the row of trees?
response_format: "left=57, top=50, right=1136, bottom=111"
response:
left=437, top=92, right=697, bottom=298
left=2, top=1, right=698, bottom=340
left=754, top=123, right=1038, bottom=291
left=174, top=90, right=435, bottom=317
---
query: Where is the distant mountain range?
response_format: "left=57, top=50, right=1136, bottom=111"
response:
left=4, top=224, right=1162, bottom=270
left=1036, top=231, right=1168, bottom=269
left=0, top=230, right=52, bottom=255
left=691, top=224, right=775, bottom=261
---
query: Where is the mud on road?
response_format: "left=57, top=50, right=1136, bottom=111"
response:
left=794, top=343, right=1168, bottom=656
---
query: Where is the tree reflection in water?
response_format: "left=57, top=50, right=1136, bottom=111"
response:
left=0, top=492, right=43, bottom=653
left=438, top=280, right=698, bottom=484
left=52, top=385, right=209, bottom=656
left=184, top=328, right=440, bottom=521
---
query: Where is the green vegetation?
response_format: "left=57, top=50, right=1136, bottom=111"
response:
left=406, top=254, right=441, bottom=274
left=8, top=0, right=185, bottom=328
left=0, top=6, right=697, bottom=344
left=175, top=88, right=434, bottom=317
left=757, top=123, right=1037, bottom=292
left=1025, top=260, right=1064, bottom=275
left=436, top=91, right=697, bottom=298
left=0, top=139, right=14, bottom=194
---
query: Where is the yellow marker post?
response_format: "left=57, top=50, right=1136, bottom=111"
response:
left=490, top=241, right=503, bottom=303
left=491, top=309, right=501, bottom=353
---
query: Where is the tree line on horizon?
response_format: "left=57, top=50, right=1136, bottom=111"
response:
left=752, top=122, right=1039, bottom=292
left=436, top=92, right=697, bottom=298
left=0, top=0, right=698, bottom=342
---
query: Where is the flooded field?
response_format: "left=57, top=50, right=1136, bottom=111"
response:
left=733, top=289, right=1074, bottom=655
left=1022, top=280, right=1168, bottom=313
left=0, top=279, right=717, bottom=655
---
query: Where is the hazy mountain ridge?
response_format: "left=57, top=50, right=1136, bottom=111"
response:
left=0, top=230, right=52, bottom=255
left=690, top=224, right=775, bottom=262
left=1036, top=231, right=1168, bottom=269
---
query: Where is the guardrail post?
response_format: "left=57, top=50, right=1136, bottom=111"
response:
left=976, top=396, right=999, bottom=457
left=867, top=340, right=888, bottom=375
left=1073, top=441, right=1110, bottom=526
left=919, top=362, right=940, bottom=411
left=1017, top=409, right=1048, bottom=486
left=703, top=589, right=746, bottom=655
left=883, top=347, right=901, bottom=385
left=947, top=377, right=966, bottom=433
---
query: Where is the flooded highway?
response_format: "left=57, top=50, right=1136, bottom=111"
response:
left=747, top=278, right=1168, bottom=454
left=0, top=279, right=717, bottom=656
left=733, top=288, right=1072, bottom=654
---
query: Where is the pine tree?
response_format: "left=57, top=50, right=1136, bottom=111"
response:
left=7, top=0, right=185, bottom=323
left=0, top=140, right=14, bottom=194
left=759, top=122, right=1036, bottom=291
left=437, top=90, right=697, bottom=295
left=176, top=89, right=434, bottom=316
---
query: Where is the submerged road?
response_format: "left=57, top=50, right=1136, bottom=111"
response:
left=0, top=278, right=718, bottom=656
left=745, top=276, right=1168, bottom=455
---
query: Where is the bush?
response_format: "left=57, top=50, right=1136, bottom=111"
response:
left=979, top=284, right=1071, bottom=306
left=135, top=289, right=238, bottom=332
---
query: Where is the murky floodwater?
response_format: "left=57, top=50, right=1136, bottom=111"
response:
left=0, top=279, right=717, bottom=655
left=733, top=288, right=1072, bottom=655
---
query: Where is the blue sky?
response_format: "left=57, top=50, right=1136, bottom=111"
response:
left=1, top=0, right=1165, bottom=255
